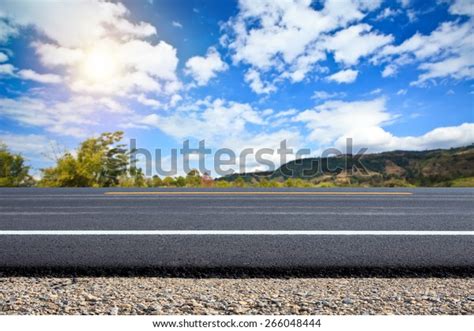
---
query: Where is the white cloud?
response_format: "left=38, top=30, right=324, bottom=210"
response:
left=380, top=21, right=471, bottom=60
left=184, top=47, right=228, bottom=86
left=411, top=54, right=474, bottom=86
left=139, top=98, right=265, bottom=141
left=327, top=69, right=358, bottom=83
left=135, top=97, right=303, bottom=172
left=369, top=88, right=383, bottom=95
left=0, top=62, right=63, bottom=84
left=296, top=97, right=474, bottom=152
left=0, top=1, right=155, bottom=47
left=36, top=38, right=181, bottom=97
left=336, top=122, right=474, bottom=152
left=406, top=9, right=417, bottom=22
left=0, top=0, right=181, bottom=105
left=396, top=89, right=407, bottom=95
left=34, top=43, right=84, bottom=66
left=377, top=20, right=474, bottom=85
left=0, top=20, right=17, bottom=43
left=136, top=94, right=162, bottom=109
left=18, top=69, right=62, bottom=84
left=272, top=109, right=298, bottom=118
left=382, top=64, right=397, bottom=77
left=398, top=0, right=411, bottom=7
left=375, top=7, right=402, bottom=21
left=324, top=24, right=393, bottom=66
left=0, top=51, right=8, bottom=62
left=222, top=0, right=384, bottom=93
left=0, top=133, right=53, bottom=160
left=244, top=69, right=276, bottom=94
left=449, top=0, right=474, bottom=17
left=312, top=90, right=346, bottom=100
left=296, top=98, right=393, bottom=145
left=0, top=96, right=130, bottom=138
left=0, top=63, right=15, bottom=75
left=172, top=21, right=183, bottom=28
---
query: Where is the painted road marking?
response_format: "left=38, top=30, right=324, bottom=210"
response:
left=104, top=191, right=413, bottom=196
left=0, top=230, right=472, bottom=236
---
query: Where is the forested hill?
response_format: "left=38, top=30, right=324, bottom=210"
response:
left=220, top=145, right=474, bottom=187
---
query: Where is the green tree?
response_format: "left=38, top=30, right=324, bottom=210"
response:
left=0, top=144, right=32, bottom=187
left=130, top=166, right=146, bottom=187
left=40, top=153, right=83, bottom=187
left=151, top=175, right=163, bottom=187
left=40, top=131, right=133, bottom=187
left=185, top=169, right=201, bottom=187
left=233, top=176, right=245, bottom=187
left=175, top=176, right=186, bottom=187
left=214, top=180, right=232, bottom=188
left=162, top=176, right=176, bottom=187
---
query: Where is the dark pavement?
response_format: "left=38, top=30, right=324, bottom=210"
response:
left=0, top=188, right=472, bottom=272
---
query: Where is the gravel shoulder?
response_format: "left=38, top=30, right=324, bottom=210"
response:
left=0, top=277, right=473, bottom=315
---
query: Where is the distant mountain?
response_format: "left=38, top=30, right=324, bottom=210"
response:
left=219, top=145, right=474, bottom=187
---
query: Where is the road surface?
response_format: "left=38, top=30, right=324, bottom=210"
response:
left=0, top=188, right=472, bottom=272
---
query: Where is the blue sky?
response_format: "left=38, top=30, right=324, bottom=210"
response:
left=0, top=0, right=473, bottom=176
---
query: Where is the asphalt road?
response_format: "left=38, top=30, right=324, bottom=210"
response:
left=0, top=188, right=473, bottom=272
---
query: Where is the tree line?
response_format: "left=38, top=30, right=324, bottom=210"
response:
left=5, top=130, right=453, bottom=188
left=1, top=131, right=308, bottom=188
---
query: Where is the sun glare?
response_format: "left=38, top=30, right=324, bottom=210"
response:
left=80, top=46, right=119, bottom=84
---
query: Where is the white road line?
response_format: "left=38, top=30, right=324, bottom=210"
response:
left=0, top=230, right=473, bottom=236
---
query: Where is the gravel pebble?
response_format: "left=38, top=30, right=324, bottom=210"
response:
left=0, top=277, right=472, bottom=315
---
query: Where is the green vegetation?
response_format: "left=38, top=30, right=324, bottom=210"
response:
left=450, top=176, right=474, bottom=187
left=0, top=132, right=473, bottom=188
left=0, top=144, right=33, bottom=187
left=219, top=145, right=474, bottom=187
left=39, top=131, right=132, bottom=187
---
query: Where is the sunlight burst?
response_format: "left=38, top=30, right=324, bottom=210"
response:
left=79, top=46, right=119, bottom=84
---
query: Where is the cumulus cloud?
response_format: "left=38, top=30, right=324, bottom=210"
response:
left=0, top=0, right=155, bottom=47
left=333, top=122, right=474, bottom=152
left=0, top=0, right=181, bottom=101
left=296, top=97, right=474, bottom=152
left=296, top=98, right=393, bottom=145
left=184, top=47, right=228, bottom=86
left=244, top=69, right=276, bottom=94
left=324, top=24, right=393, bottom=66
left=327, top=69, right=359, bottom=83
left=222, top=0, right=384, bottom=93
left=0, top=63, right=15, bottom=75
left=382, top=64, right=397, bottom=77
